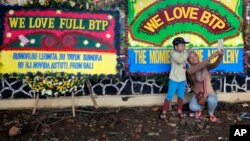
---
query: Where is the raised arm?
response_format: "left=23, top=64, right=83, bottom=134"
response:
left=171, top=51, right=188, bottom=64
left=187, top=60, right=209, bottom=75
left=207, top=55, right=223, bottom=70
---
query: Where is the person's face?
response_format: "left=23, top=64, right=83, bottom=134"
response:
left=175, top=43, right=185, bottom=52
left=188, top=52, right=199, bottom=64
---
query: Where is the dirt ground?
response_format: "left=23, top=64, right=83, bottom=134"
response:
left=1, top=102, right=250, bottom=141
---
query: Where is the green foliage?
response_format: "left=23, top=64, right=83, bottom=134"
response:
left=24, top=0, right=95, bottom=10
left=188, top=44, right=194, bottom=48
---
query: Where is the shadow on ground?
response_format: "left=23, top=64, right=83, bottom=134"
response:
left=1, top=102, right=250, bottom=141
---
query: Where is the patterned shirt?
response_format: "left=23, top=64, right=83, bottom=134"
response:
left=169, top=50, right=188, bottom=82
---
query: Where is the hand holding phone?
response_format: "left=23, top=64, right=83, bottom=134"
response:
left=218, top=39, right=224, bottom=51
left=217, top=39, right=224, bottom=56
left=208, top=51, right=218, bottom=61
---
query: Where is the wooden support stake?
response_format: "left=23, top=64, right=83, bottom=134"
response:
left=86, top=79, right=98, bottom=108
left=71, top=92, right=76, bottom=117
left=32, top=93, right=39, bottom=115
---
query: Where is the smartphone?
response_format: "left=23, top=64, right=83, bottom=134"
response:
left=218, top=39, right=224, bottom=51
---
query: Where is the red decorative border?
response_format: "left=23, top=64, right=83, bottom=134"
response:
left=2, top=31, right=116, bottom=53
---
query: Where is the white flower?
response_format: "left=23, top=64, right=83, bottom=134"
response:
left=9, top=10, right=14, bottom=15
left=28, top=84, right=32, bottom=87
left=69, top=1, right=76, bottom=7
left=62, top=91, right=66, bottom=94
left=20, top=42, right=25, bottom=47
left=43, top=80, right=46, bottom=84
left=86, top=2, right=89, bottom=9
left=42, top=89, right=46, bottom=95
left=34, top=76, right=39, bottom=81
left=105, top=33, right=111, bottom=39
left=46, top=90, right=52, bottom=96
left=108, top=15, right=113, bottom=19
left=30, top=39, right=35, bottom=44
left=83, top=40, right=89, bottom=45
left=56, top=10, right=61, bottom=15
left=95, top=43, right=101, bottom=48
left=39, top=0, right=45, bottom=5
left=59, top=82, right=63, bottom=85
left=48, top=81, right=53, bottom=85
left=6, top=32, right=12, bottom=38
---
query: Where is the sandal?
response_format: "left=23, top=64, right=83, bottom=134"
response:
left=209, top=115, right=221, bottom=123
left=195, top=111, right=202, bottom=119
left=160, top=113, right=169, bottom=120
